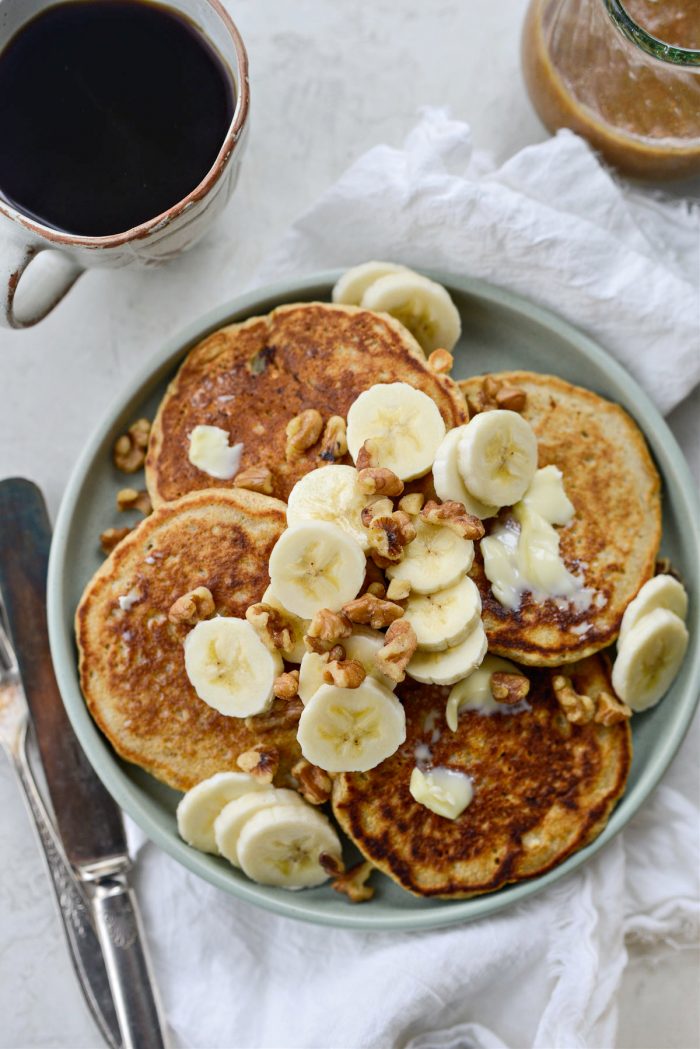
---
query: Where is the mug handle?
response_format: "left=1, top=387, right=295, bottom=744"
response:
left=1, top=233, right=84, bottom=329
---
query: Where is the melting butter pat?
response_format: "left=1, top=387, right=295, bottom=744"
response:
left=188, top=425, right=243, bottom=480
left=409, top=766, right=473, bottom=820
left=481, top=466, right=590, bottom=611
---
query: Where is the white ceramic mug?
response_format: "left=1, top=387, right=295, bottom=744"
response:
left=0, top=0, right=249, bottom=329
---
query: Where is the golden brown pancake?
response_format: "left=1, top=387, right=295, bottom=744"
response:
left=76, top=487, right=302, bottom=791
left=146, top=302, right=468, bottom=506
left=460, top=372, right=661, bottom=666
left=333, top=654, right=631, bottom=898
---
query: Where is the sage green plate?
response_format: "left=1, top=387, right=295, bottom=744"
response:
left=47, top=271, right=700, bottom=930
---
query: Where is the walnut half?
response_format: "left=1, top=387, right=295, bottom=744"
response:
left=331, top=860, right=375, bottom=903
left=100, top=526, right=132, bottom=555
left=116, top=487, right=152, bottom=515
left=285, top=409, right=323, bottom=460
left=292, top=759, right=332, bottom=805
left=168, top=586, right=216, bottom=626
left=594, top=691, right=632, bottom=725
left=323, top=658, right=366, bottom=689
left=234, top=464, right=274, bottom=495
left=375, top=619, right=417, bottom=684
left=304, top=608, right=353, bottom=653
left=552, top=674, right=595, bottom=724
left=421, top=499, right=485, bottom=540
left=113, top=418, right=151, bottom=473
left=237, top=745, right=280, bottom=783
left=343, top=593, right=405, bottom=630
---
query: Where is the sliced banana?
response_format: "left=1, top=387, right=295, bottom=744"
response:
left=184, top=617, right=282, bottom=717
left=298, top=650, right=330, bottom=705
left=346, top=382, right=446, bottom=481
left=618, top=575, right=688, bottom=647
left=297, top=678, right=406, bottom=772
left=261, top=586, right=308, bottom=664
left=445, top=655, right=523, bottom=731
left=214, top=787, right=307, bottom=867
left=407, top=621, right=488, bottom=686
left=432, top=426, right=498, bottom=519
left=286, top=465, right=370, bottom=551
left=332, top=260, right=409, bottom=306
left=344, top=626, right=397, bottom=690
left=268, top=521, right=365, bottom=619
left=458, top=410, right=538, bottom=508
left=176, top=772, right=267, bottom=854
left=612, top=607, right=688, bottom=711
left=236, top=804, right=343, bottom=890
left=360, top=272, right=462, bottom=354
left=402, top=575, right=481, bottom=652
left=386, top=517, right=474, bottom=595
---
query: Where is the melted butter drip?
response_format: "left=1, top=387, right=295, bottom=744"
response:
left=481, top=466, right=593, bottom=612
left=409, top=766, right=473, bottom=820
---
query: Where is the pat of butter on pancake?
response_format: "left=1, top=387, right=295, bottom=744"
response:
left=188, top=425, right=243, bottom=480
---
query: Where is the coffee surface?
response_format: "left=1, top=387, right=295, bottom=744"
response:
left=0, top=0, right=235, bottom=236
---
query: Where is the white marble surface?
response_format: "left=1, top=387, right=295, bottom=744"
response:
left=0, top=1, right=698, bottom=1047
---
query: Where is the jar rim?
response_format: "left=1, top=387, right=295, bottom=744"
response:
left=605, top=0, right=700, bottom=67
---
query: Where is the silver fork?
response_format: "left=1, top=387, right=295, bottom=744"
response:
left=0, top=606, right=121, bottom=1049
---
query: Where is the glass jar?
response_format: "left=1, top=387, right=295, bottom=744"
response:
left=522, top=0, right=700, bottom=180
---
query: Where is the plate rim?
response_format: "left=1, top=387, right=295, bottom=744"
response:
left=47, top=269, right=700, bottom=930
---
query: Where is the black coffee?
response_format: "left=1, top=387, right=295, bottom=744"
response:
left=0, top=0, right=235, bottom=236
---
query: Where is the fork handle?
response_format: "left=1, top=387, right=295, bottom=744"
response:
left=11, top=724, right=122, bottom=1049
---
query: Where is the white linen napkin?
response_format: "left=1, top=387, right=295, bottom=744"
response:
left=129, top=109, right=700, bottom=1049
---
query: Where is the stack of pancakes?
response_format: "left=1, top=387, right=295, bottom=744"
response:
left=77, top=302, right=660, bottom=899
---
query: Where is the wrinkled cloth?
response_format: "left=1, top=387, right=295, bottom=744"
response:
left=129, top=110, right=700, bottom=1049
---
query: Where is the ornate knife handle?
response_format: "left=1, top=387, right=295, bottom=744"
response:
left=81, top=859, right=169, bottom=1049
left=12, top=724, right=121, bottom=1049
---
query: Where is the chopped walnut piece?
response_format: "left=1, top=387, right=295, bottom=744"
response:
left=168, top=586, right=216, bottom=626
left=329, top=643, right=346, bottom=662
left=319, top=415, right=348, bottom=462
left=594, top=690, right=632, bottom=726
left=552, top=674, right=595, bottom=724
left=361, top=497, right=394, bottom=527
left=421, top=499, right=485, bottom=540
left=292, top=759, right=332, bottom=805
left=304, top=608, right=353, bottom=653
left=246, top=603, right=294, bottom=652
left=466, top=390, right=490, bottom=416
left=655, top=558, right=684, bottom=584
left=273, top=669, right=300, bottom=700
left=233, top=464, right=274, bottom=495
left=366, top=581, right=387, bottom=598
left=491, top=672, right=530, bottom=705
left=237, top=745, right=280, bottom=783
left=496, top=385, right=527, bottom=412
left=116, top=487, right=152, bottom=515
left=375, top=619, right=417, bottom=683
left=285, top=408, right=323, bottom=460
left=386, top=578, right=411, bottom=601
left=356, top=439, right=380, bottom=471
left=113, top=418, right=151, bottom=473
left=99, top=526, right=132, bottom=555
left=357, top=467, right=404, bottom=498
left=427, top=348, right=454, bottom=374
left=483, top=375, right=501, bottom=400
left=246, top=698, right=303, bottom=732
left=367, top=511, right=416, bottom=563
left=323, top=658, right=367, bottom=689
left=398, top=492, right=425, bottom=515
left=343, top=593, right=405, bottom=629
left=331, top=860, right=375, bottom=903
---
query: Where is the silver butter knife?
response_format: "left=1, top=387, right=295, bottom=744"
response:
left=0, top=477, right=169, bottom=1049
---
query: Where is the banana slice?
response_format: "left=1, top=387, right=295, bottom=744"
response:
left=612, top=607, right=689, bottom=711
left=297, top=678, right=406, bottom=772
left=176, top=772, right=267, bottom=854
left=214, top=787, right=307, bottom=867
left=298, top=651, right=330, bottom=705
left=360, top=272, right=462, bottom=354
left=261, top=586, right=309, bottom=664
left=458, top=410, right=538, bottom=508
left=432, top=426, right=498, bottom=519
left=268, top=521, right=366, bottom=619
left=184, top=617, right=282, bottom=717
left=618, top=575, right=688, bottom=647
left=386, top=517, right=474, bottom=595
left=286, top=465, right=370, bottom=551
left=298, top=627, right=397, bottom=703
left=407, top=621, right=488, bottom=686
left=332, top=260, right=410, bottom=306
left=402, top=575, right=481, bottom=652
left=236, top=805, right=343, bottom=890
left=444, top=655, right=522, bottom=730
left=346, top=382, right=446, bottom=481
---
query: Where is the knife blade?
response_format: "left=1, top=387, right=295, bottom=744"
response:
left=0, top=477, right=169, bottom=1049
